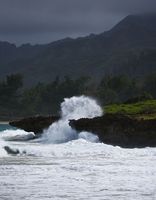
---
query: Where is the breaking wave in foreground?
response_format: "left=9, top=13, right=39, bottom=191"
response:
left=41, top=96, right=102, bottom=143
left=0, top=96, right=156, bottom=199
left=0, top=96, right=102, bottom=156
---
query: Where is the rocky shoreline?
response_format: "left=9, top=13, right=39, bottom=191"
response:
left=9, top=116, right=60, bottom=136
left=70, top=114, right=156, bottom=148
left=9, top=114, right=156, bottom=148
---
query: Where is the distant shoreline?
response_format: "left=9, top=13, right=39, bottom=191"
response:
left=0, top=121, right=9, bottom=124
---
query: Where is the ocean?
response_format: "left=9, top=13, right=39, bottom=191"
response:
left=0, top=124, right=16, bottom=132
left=0, top=96, right=156, bottom=200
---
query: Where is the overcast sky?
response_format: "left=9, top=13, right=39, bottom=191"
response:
left=0, top=0, right=155, bottom=45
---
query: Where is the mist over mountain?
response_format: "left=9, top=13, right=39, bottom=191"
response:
left=0, top=14, right=156, bottom=86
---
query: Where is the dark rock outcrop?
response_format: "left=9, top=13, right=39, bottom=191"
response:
left=9, top=116, right=60, bottom=135
left=70, top=114, right=156, bottom=148
left=4, top=146, right=20, bottom=155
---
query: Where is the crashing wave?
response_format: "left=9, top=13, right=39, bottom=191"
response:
left=0, top=96, right=102, bottom=156
left=41, top=96, right=102, bottom=144
left=1, top=129, right=35, bottom=141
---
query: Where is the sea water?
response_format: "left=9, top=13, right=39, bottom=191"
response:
left=0, top=96, right=156, bottom=200
left=0, top=123, right=16, bottom=132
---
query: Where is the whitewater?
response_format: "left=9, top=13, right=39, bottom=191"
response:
left=0, top=96, right=156, bottom=200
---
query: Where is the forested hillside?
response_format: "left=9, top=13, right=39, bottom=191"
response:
left=1, top=72, right=156, bottom=120
left=0, top=14, right=156, bottom=86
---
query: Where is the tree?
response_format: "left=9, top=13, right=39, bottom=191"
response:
left=144, top=74, right=156, bottom=98
left=6, top=74, right=23, bottom=94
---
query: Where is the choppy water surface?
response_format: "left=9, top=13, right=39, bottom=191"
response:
left=0, top=96, right=156, bottom=200
left=0, top=140, right=156, bottom=200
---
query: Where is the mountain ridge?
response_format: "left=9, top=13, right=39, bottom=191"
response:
left=0, top=14, right=156, bottom=86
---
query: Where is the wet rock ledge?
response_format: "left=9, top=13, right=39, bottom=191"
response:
left=9, top=116, right=60, bottom=135
left=69, top=114, right=156, bottom=148
left=9, top=114, right=156, bottom=148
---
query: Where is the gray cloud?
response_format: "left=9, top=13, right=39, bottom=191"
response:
left=0, top=0, right=155, bottom=45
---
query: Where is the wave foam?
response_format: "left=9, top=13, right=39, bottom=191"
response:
left=41, top=96, right=102, bottom=144
left=0, top=96, right=102, bottom=156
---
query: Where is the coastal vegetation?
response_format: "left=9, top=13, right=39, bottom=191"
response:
left=105, top=100, right=156, bottom=119
left=1, top=73, right=156, bottom=120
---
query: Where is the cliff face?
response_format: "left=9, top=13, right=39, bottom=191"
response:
left=9, top=116, right=60, bottom=135
left=70, top=114, right=156, bottom=148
